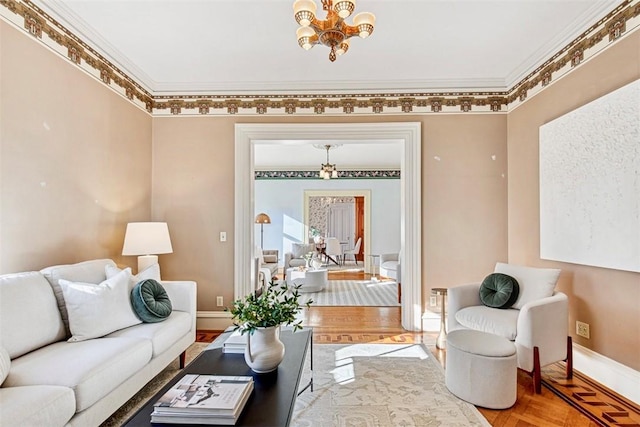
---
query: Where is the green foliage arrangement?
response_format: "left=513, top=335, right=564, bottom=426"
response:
left=228, top=281, right=312, bottom=335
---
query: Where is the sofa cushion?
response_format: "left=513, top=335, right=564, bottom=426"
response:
left=494, top=263, right=561, bottom=309
left=107, top=311, right=192, bottom=357
left=380, top=260, right=398, bottom=272
left=0, top=346, right=10, bottom=385
left=41, top=259, right=116, bottom=335
left=59, top=268, right=141, bottom=342
left=0, top=272, right=66, bottom=359
left=480, top=273, right=519, bottom=309
left=289, top=258, right=306, bottom=268
left=131, top=279, right=172, bottom=323
left=0, top=385, right=75, bottom=427
left=4, top=337, right=152, bottom=412
left=292, top=243, right=315, bottom=259
left=455, top=306, right=519, bottom=340
left=263, top=254, right=278, bottom=263
left=106, top=263, right=161, bottom=289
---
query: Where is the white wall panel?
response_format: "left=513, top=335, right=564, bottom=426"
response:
left=539, top=79, right=640, bottom=272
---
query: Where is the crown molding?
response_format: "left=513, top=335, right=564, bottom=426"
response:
left=505, top=0, right=622, bottom=88
left=29, top=0, right=156, bottom=93
left=150, top=77, right=508, bottom=96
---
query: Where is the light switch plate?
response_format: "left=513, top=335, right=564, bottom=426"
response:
left=220, top=232, right=227, bottom=242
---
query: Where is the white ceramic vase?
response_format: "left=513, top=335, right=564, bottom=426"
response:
left=310, top=258, right=322, bottom=270
left=245, top=325, right=285, bottom=373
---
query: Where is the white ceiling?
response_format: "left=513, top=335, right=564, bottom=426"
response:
left=27, top=0, right=622, bottom=169
left=254, top=140, right=402, bottom=170
left=33, top=0, right=621, bottom=95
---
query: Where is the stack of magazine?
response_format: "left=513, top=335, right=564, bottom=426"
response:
left=222, top=330, right=247, bottom=354
left=150, top=374, right=254, bottom=425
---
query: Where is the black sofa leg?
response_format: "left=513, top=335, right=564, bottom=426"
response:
left=179, top=350, right=186, bottom=369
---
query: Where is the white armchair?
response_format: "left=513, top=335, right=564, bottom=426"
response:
left=447, top=263, right=572, bottom=393
left=379, top=253, right=401, bottom=302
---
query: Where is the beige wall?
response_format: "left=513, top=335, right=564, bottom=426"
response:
left=0, top=21, right=152, bottom=273
left=152, top=115, right=508, bottom=312
left=507, top=31, right=640, bottom=370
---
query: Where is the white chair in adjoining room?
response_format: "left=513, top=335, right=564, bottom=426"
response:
left=343, top=237, right=362, bottom=265
left=325, top=237, right=343, bottom=266
left=380, top=253, right=401, bottom=302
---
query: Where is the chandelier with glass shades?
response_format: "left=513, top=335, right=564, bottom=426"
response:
left=319, top=144, right=339, bottom=179
left=293, top=0, right=375, bottom=62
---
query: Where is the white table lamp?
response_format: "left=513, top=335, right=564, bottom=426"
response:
left=122, top=222, right=173, bottom=273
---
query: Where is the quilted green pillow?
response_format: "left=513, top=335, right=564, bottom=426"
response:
left=479, top=273, right=520, bottom=309
left=131, top=279, right=172, bottom=323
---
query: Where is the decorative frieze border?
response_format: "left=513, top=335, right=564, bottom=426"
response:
left=0, top=0, right=638, bottom=116
left=0, top=0, right=153, bottom=112
left=507, top=0, right=640, bottom=110
left=255, top=170, right=400, bottom=180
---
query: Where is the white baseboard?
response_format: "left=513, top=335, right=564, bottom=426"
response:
left=196, top=311, right=233, bottom=330
left=573, top=343, right=640, bottom=405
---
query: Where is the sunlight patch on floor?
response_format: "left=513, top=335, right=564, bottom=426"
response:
left=330, top=343, right=430, bottom=384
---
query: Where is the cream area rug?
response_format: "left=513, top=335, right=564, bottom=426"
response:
left=292, top=343, right=490, bottom=427
left=299, top=279, right=399, bottom=307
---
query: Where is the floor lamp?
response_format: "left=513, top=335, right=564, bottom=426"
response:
left=255, top=213, right=271, bottom=249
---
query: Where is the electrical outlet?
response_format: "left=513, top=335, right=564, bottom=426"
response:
left=429, top=296, right=437, bottom=307
left=576, top=321, right=590, bottom=339
left=216, top=296, right=224, bottom=307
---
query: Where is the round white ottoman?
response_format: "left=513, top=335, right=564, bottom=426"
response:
left=299, top=269, right=327, bottom=292
left=445, top=329, right=517, bottom=409
left=286, top=268, right=327, bottom=293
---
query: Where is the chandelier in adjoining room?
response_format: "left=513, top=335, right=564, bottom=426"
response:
left=293, top=0, right=375, bottom=62
left=319, top=144, right=339, bottom=179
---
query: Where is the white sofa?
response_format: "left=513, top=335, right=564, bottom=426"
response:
left=0, top=259, right=197, bottom=426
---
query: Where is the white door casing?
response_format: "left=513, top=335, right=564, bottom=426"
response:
left=235, top=122, right=422, bottom=331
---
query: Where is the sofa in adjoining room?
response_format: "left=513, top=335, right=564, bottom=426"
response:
left=284, top=242, right=316, bottom=275
left=0, top=259, right=197, bottom=427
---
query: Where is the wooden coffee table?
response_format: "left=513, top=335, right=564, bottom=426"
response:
left=123, top=328, right=312, bottom=426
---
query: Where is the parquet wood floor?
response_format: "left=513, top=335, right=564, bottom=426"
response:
left=198, top=271, right=638, bottom=426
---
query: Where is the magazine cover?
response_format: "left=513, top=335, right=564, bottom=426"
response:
left=154, top=375, right=253, bottom=413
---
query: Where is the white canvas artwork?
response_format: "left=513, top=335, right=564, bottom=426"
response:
left=539, top=79, right=640, bottom=273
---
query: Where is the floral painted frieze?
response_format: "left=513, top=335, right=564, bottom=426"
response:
left=255, top=170, right=401, bottom=180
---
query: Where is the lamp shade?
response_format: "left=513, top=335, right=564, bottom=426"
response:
left=255, top=213, right=271, bottom=224
left=122, top=222, right=173, bottom=256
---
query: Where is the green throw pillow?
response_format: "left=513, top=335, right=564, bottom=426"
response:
left=131, top=279, right=172, bottom=323
left=479, top=273, right=520, bottom=309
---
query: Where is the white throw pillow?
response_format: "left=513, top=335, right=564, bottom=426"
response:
left=494, top=262, right=561, bottom=309
left=0, top=346, right=10, bottom=385
left=292, top=243, right=314, bottom=259
left=59, top=269, right=142, bottom=342
left=105, top=263, right=161, bottom=289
